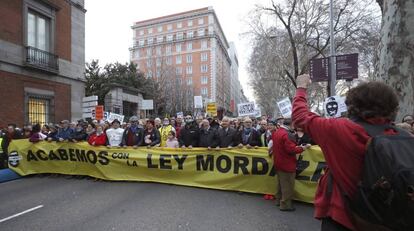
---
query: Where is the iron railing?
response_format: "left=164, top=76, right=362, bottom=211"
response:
left=25, top=46, right=59, bottom=73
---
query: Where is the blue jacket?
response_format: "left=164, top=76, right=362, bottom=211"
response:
left=56, top=128, right=74, bottom=140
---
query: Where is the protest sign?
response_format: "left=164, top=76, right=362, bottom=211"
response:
left=323, top=96, right=347, bottom=118
left=277, top=98, right=292, bottom=118
left=238, top=102, right=255, bottom=117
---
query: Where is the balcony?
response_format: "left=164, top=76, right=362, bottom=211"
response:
left=25, top=46, right=59, bottom=73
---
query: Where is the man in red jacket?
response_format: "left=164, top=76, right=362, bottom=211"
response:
left=272, top=118, right=311, bottom=211
left=292, top=74, right=399, bottom=230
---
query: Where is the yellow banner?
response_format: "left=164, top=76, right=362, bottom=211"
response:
left=8, top=140, right=325, bottom=203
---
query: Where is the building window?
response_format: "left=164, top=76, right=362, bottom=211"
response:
left=166, top=45, right=172, bottom=55
left=187, top=78, right=192, bottom=85
left=201, top=64, right=208, bottom=73
left=156, top=70, right=161, bottom=78
left=198, top=18, right=204, bottom=25
left=167, top=24, right=172, bottom=31
left=176, top=55, right=182, bottom=64
left=176, top=67, right=182, bottom=75
left=156, top=58, right=161, bottom=67
left=147, top=70, right=153, bottom=78
left=27, top=10, right=51, bottom=51
left=198, top=28, right=205, bottom=37
left=146, top=48, right=152, bottom=56
left=188, top=20, right=193, bottom=26
left=167, top=34, right=173, bottom=42
left=157, top=36, right=163, bottom=43
left=201, top=87, right=208, bottom=96
left=201, top=40, right=208, bottom=49
left=146, top=59, right=152, bottom=67
left=201, top=76, right=208, bottom=84
left=148, top=27, right=153, bottom=34
left=186, top=54, right=192, bottom=63
left=187, top=31, right=194, bottom=39
left=166, top=56, right=172, bottom=65
left=27, top=96, right=52, bottom=125
left=177, top=22, right=182, bottom=28
left=201, top=52, right=208, bottom=62
left=135, top=50, right=140, bottom=58
left=139, top=39, right=144, bottom=46
left=157, top=26, right=163, bottom=32
left=176, top=32, right=183, bottom=40
left=187, top=42, right=192, bottom=51
left=176, top=43, right=182, bottom=53
left=139, top=30, right=144, bottom=35
left=186, top=66, right=192, bottom=74
left=156, top=46, right=162, bottom=55
left=147, top=37, right=153, bottom=45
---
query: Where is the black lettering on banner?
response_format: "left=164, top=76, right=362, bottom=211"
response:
left=147, top=154, right=158, bottom=168
left=251, top=157, right=268, bottom=175
left=27, top=150, right=38, bottom=161
left=36, top=150, right=48, bottom=161
left=159, top=154, right=172, bottom=170
left=48, top=150, right=60, bottom=160
left=196, top=154, right=214, bottom=171
left=58, top=149, right=68, bottom=160
left=69, top=149, right=76, bottom=161
left=233, top=156, right=249, bottom=175
left=173, top=154, right=187, bottom=170
left=75, top=149, right=87, bottom=162
left=311, top=162, right=326, bottom=182
left=98, top=151, right=109, bottom=165
left=268, top=164, right=276, bottom=176
left=86, top=150, right=97, bottom=164
left=295, top=159, right=310, bottom=181
left=216, top=155, right=231, bottom=173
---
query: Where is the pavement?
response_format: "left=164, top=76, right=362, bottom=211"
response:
left=0, top=175, right=320, bottom=231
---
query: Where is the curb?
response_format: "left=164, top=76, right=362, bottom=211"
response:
left=0, top=168, right=21, bottom=183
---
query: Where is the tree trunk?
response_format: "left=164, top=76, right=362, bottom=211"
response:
left=377, top=0, right=414, bottom=121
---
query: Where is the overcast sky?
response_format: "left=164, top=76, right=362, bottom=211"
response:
left=85, top=0, right=272, bottom=101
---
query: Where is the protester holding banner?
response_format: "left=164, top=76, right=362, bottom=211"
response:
left=143, top=120, right=161, bottom=147
left=159, top=118, right=176, bottom=147
left=154, top=118, right=162, bottom=130
left=179, top=115, right=199, bottom=148
left=272, top=118, right=310, bottom=211
left=87, top=124, right=107, bottom=146
left=121, top=116, right=144, bottom=147
left=198, top=119, right=219, bottom=149
left=237, top=117, right=260, bottom=148
left=165, top=131, right=179, bottom=148
left=69, top=122, right=88, bottom=142
left=29, top=124, right=47, bottom=143
left=106, top=119, right=124, bottom=147
left=174, top=116, right=184, bottom=139
left=56, top=120, right=73, bottom=142
left=1, top=123, right=23, bottom=168
left=46, top=125, right=59, bottom=142
left=216, top=117, right=238, bottom=148
left=292, top=74, right=400, bottom=231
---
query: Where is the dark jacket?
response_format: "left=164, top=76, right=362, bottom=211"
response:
left=47, top=131, right=59, bottom=141
left=56, top=128, right=74, bottom=141
left=1, top=131, right=23, bottom=155
left=217, top=127, right=238, bottom=147
left=143, top=129, right=161, bottom=146
left=121, top=126, right=144, bottom=146
left=238, top=128, right=261, bottom=146
left=198, top=127, right=219, bottom=148
left=179, top=125, right=199, bottom=147
left=69, top=130, right=88, bottom=141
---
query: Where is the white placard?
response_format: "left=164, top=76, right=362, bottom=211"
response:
left=254, top=108, right=262, bottom=118
left=237, top=102, right=256, bottom=117
left=107, top=112, right=125, bottom=123
left=82, top=95, right=98, bottom=102
left=277, top=97, right=292, bottom=118
left=194, top=96, right=203, bottom=109
left=324, top=96, right=347, bottom=118
left=141, top=100, right=154, bottom=110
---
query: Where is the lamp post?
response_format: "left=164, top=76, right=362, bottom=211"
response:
left=329, top=0, right=336, bottom=96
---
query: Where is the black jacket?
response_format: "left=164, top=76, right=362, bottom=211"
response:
left=179, top=125, right=199, bottom=147
left=69, top=130, right=88, bottom=141
left=238, top=128, right=261, bottom=146
left=199, top=127, right=219, bottom=148
left=1, top=131, right=23, bottom=155
left=121, top=127, right=144, bottom=146
left=217, top=127, right=239, bottom=147
left=143, top=129, right=161, bottom=146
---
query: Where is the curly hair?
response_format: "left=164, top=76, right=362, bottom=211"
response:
left=345, top=81, right=399, bottom=120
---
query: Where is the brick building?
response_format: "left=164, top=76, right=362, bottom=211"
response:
left=0, top=0, right=86, bottom=127
left=130, top=7, right=240, bottom=113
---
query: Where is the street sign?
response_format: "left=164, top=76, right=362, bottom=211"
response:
left=310, top=57, right=329, bottom=82
left=237, top=102, right=255, bottom=117
left=194, top=96, right=203, bottom=109
left=206, top=102, right=217, bottom=116
left=95, top=105, right=104, bottom=120
left=310, top=53, right=358, bottom=82
left=277, top=97, right=292, bottom=118
left=336, top=53, right=358, bottom=80
left=82, top=95, right=98, bottom=102
left=141, top=100, right=154, bottom=110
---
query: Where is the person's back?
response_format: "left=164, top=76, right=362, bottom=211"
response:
left=292, top=75, right=401, bottom=231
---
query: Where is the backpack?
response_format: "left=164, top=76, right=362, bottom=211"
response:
left=341, top=122, right=414, bottom=231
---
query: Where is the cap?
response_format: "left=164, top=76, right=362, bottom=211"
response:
left=129, top=116, right=139, bottom=122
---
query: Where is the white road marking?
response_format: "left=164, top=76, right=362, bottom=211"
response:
left=0, top=205, right=43, bottom=223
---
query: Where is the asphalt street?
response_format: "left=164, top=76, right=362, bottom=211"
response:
left=0, top=175, right=320, bottom=231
